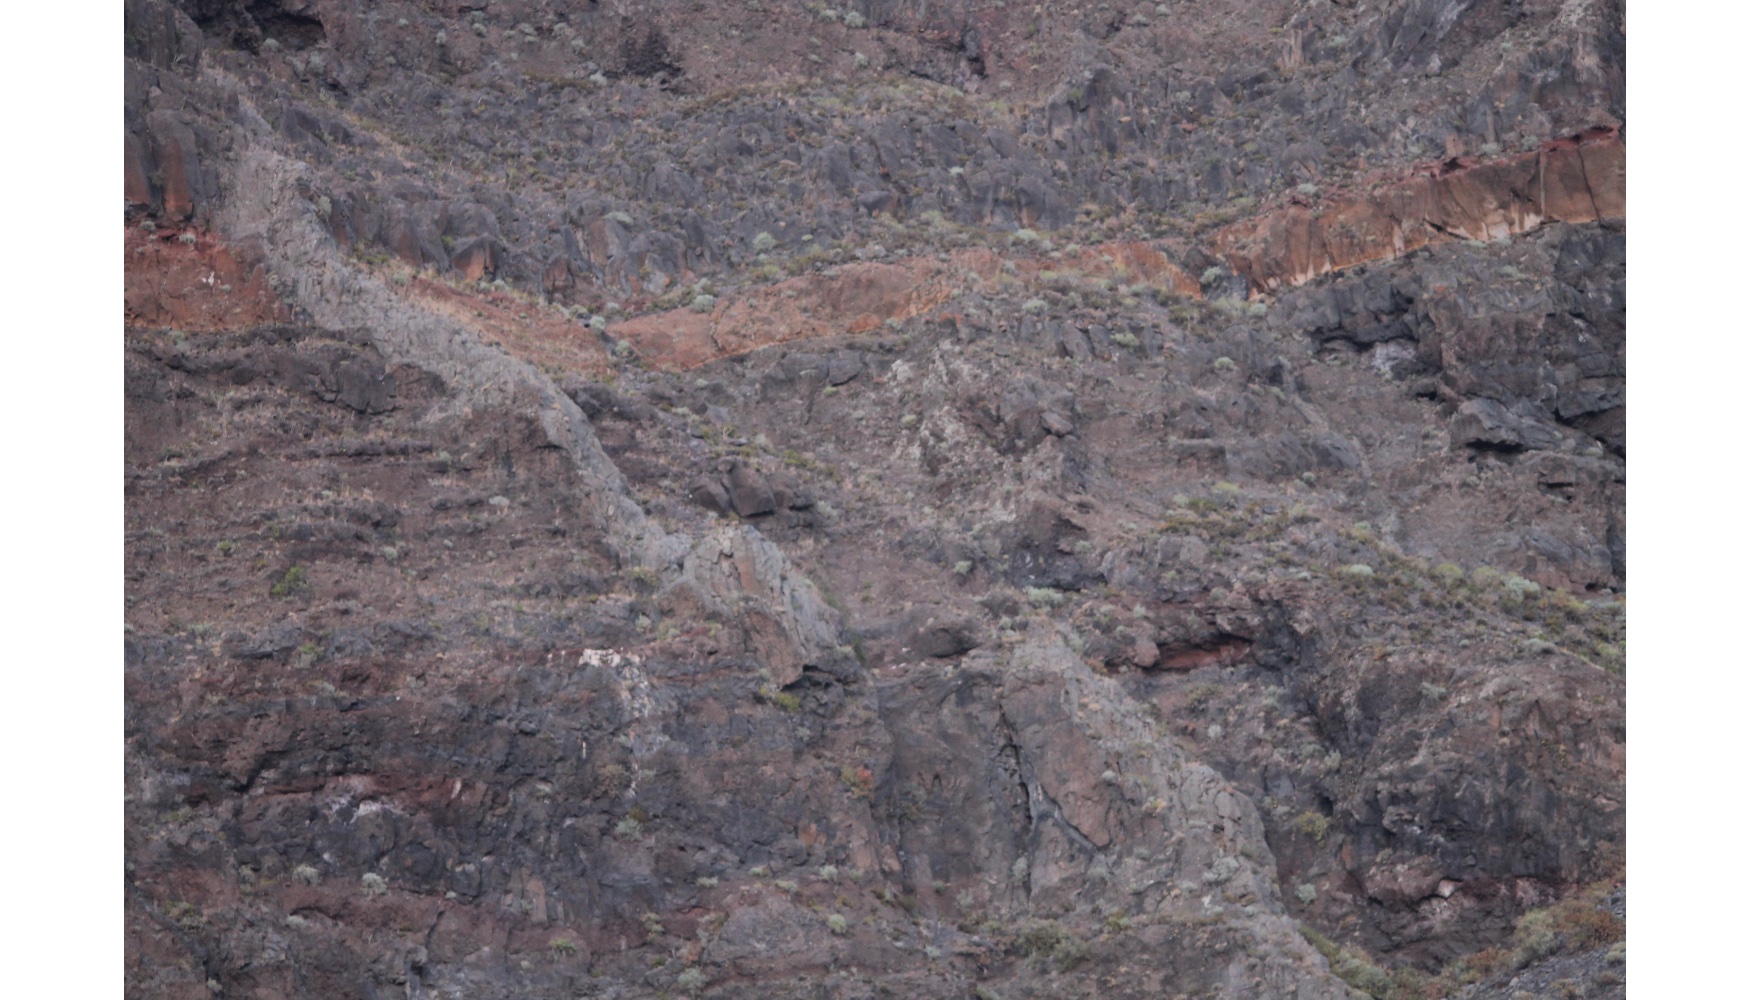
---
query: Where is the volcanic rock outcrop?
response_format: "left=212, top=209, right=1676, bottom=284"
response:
left=125, top=2, right=1627, bottom=998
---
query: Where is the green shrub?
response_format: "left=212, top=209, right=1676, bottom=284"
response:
left=676, top=967, right=708, bottom=993
left=361, top=873, right=388, bottom=897
left=839, top=765, right=874, bottom=799
left=1025, top=586, right=1066, bottom=607
left=1512, top=907, right=1560, bottom=967
left=1512, top=898, right=1624, bottom=968
left=827, top=913, right=849, bottom=935
left=270, top=565, right=310, bottom=598
left=1501, top=574, right=1541, bottom=601
left=1291, top=811, right=1330, bottom=842
left=163, top=899, right=205, bottom=929
left=1299, top=926, right=1399, bottom=996
left=1184, top=682, right=1221, bottom=710
left=757, top=686, right=802, bottom=711
left=1202, top=856, right=1240, bottom=884
left=1015, top=920, right=1089, bottom=971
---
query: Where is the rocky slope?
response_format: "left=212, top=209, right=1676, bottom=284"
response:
left=125, top=2, right=1625, bottom=998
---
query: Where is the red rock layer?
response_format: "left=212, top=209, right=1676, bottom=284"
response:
left=1212, top=129, right=1625, bottom=293
left=124, top=226, right=291, bottom=331
left=400, top=277, right=614, bottom=375
left=612, top=242, right=1198, bottom=371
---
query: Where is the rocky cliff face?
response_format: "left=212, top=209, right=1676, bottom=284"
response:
left=124, top=2, right=1625, bottom=998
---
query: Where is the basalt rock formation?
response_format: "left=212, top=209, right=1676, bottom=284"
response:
left=125, top=2, right=1627, bottom=999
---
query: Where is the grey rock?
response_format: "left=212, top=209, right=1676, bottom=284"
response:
left=905, top=613, right=981, bottom=659
left=225, top=624, right=308, bottom=660
left=855, top=189, right=897, bottom=215
left=1374, top=0, right=1479, bottom=72
left=767, top=471, right=814, bottom=511
left=824, top=351, right=865, bottom=386
left=688, top=476, right=732, bottom=514
left=1450, top=398, right=1564, bottom=452
left=334, top=357, right=393, bottom=414
left=726, top=461, right=776, bottom=517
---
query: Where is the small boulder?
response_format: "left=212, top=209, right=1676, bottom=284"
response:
left=908, top=616, right=981, bottom=659
left=727, top=461, right=776, bottom=517
left=225, top=624, right=308, bottom=660
left=335, top=358, right=393, bottom=414
left=1129, top=637, right=1161, bottom=669
left=824, top=351, right=865, bottom=386
left=856, top=189, right=896, bottom=215
left=1450, top=398, right=1563, bottom=452
left=449, top=236, right=500, bottom=282
left=768, top=471, right=814, bottom=510
left=1362, top=856, right=1445, bottom=907
left=688, top=477, right=732, bottom=514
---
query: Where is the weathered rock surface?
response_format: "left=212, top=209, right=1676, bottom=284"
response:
left=124, top=0, right=1623, bottom=306
left=1213, top=130, right=1625, bottom=292
left=124, top=225, right=292, bottom=331
left=124, top=322, right=1349, bottom=1000
left=125, top=1, right=1626, bottom=997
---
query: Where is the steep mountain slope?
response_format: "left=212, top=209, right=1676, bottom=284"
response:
left=124, top=2, right=1626, bottom=998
